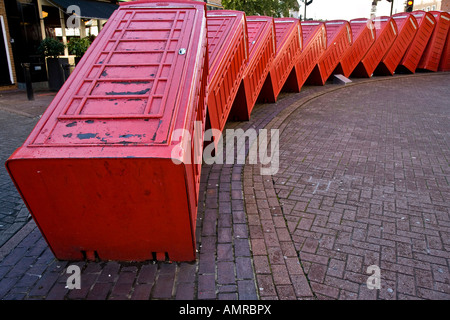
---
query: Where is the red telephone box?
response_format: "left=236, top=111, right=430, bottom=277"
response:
left=375, top=13, right=418, bottom=75
left=259, top=18, right=302, bottom=102
left=6, top=0, right=209, bottom=262
left=294, top=21, right=327, bottom=90
left=206, top=10, right=248, bottom=134
left=307, top=20, right=352, bottom=85
left=397, top=11, right=436, bottom=73
left=334, top=18, right=376, bottom=78
left=352, top=16, right=398, bottom=78
left=230, top=16, right=276, bottom=121
left=417, top=11, right=450, bottom=72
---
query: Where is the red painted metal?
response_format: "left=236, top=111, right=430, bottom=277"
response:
left=5, top=0, right=209, bottom=262
left=352, top=16, right=398, bottom=78
left=293, top=21, right=327, bottom=90
left=259, top=18, right=302, bottom=102
left=397, top=11, right=436, bottom=73
left=230, top=16, right=276, bottom=121
left=418, top=11, right=450, bottom=71
left=307, top=20, right=352, bottom=85
left=374, top=13, right=418, bottom=75
left=334, top=18, right=376, bottom=78
left=439, top=22, right=450, bottom=71
left=206, top=10, right=248, bottom=134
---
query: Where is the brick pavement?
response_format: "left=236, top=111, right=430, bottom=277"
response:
left=0, top=73, right=449, bottom=300
left=0, top=90, right=55, bottom=247
left=246, top=73, right=450, bottom=300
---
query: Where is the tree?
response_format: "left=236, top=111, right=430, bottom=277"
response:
left=222, top=0, right=300, bottom=18
left=67, top=37, right=91, bottom=58
left=37, top=38, right=65, bottom=59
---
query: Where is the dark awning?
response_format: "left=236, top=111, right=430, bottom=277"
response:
left=48, top=0, right=119, bottom=20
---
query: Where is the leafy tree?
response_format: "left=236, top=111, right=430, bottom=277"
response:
left=222, top=0, right=300, bottom=18
left=67, top=37, right=91, bottom=58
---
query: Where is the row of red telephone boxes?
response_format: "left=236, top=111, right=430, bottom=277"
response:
left=5, top=0, right=450, bottom=261
left=225, top=9, right=450, bottom=127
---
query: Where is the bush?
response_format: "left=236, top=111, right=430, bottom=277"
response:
left=37, top=38, right=65, bottom=58
left=67, top=37, right=91, bottom=58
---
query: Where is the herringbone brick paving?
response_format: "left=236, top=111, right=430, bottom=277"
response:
left=260, top=74, right=450, bottom=299
left=0, top=91, right=55, bottom=248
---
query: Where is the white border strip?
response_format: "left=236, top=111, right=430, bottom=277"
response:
left=346, top=25, right=351, bottom=44
left=0, top=16, right=14, bottom=85
left=208, top=14, right=238, bottom=17
left=275, top=20, right=297, bottom=24
left=390, top=21, right=396, bottom=35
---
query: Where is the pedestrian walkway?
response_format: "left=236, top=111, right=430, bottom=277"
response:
left=245, top=73, right=450, bottom=300
left=0, top=73, right=449, bottom=300
left=0, top=90, right=56, bottom=248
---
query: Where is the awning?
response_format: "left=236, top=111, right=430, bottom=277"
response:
left=48, top=0, right=119, bottom=20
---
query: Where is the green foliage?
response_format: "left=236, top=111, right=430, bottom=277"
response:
left=37, top=37, right=66, bottom=58
left=67, top=37, right=92, bottom=58
left=222, top=0, right=299, bottom=18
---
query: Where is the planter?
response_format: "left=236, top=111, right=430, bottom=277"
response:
left=46, top=57, right=68, bottom=91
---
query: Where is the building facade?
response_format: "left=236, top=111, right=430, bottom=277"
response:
left=0, top=0, right=17, bottom=91
left=203, top=0, right=223, bottom=10
left=413, top=0, right=441, bottom=11
left=1, top=0, right=223, bottom=90
left=9, top=0, right=119, bottom=89
left=441, top=0, right=450, bottom=11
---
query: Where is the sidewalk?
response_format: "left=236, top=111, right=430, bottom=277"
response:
left=0, top=89, right=56, bottom=119
left=0, top=90, right=56, bottom=248
left=0, top=73, right=449, bottom=300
